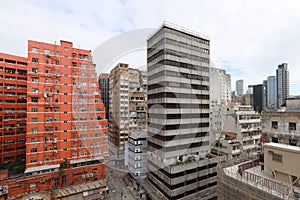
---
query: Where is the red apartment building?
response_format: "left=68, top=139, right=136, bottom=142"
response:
left=0, top=40, right=109, bottom=199
left=0, top=53, right=27, bottom=163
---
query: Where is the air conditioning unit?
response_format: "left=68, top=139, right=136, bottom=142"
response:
left=54, top=150, right=58, bottom=153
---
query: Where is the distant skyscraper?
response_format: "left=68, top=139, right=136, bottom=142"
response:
left=99, top=73, right=109, bottom=122
left=262, top=80, right=268, bottom=111
left=276, top=63, right=289, bottom=108
left=145, top=22, right=218, bottom=200
left=253, top=84, right=263, bottom=112
left=267, top=76, right=277, bottom=109
left=236, top=79, right=244, bottom=96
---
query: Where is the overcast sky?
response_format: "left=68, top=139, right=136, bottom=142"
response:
left=1, top=0, right=300, bottom=94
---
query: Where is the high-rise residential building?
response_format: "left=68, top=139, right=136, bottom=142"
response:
left=276, top=63, right=289, bottom=108
left=210, top=67, right=231, bottom=104
left=0, top=40, right=109, bottom=199
left=223, top=105, right=261, bottom=155
left=98, top=73, right=110, bottom=122
left=109, top=63, right=146, bottom=165
left=0, top=53, right=27, bottom=164
left=236, top=79, right=244, bottom=96
left=26, top=40, right=108, bottom=186
left=267, top=75, right=277, bottom=109
left=145, top=22, right=219, bottom=200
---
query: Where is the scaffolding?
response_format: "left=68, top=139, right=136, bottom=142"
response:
left=217, top=155, right=299, bottom=200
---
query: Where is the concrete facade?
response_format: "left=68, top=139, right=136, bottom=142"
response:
left=109, top=64, right=147, bottom=165
left=128, top=130, right=147, bottom=181
left=264, top=143, right=300, bottom=185
left=145, top=22, right=218, bottom=200
left=262, top=97, right=300, bottom=147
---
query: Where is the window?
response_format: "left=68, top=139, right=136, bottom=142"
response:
left=31, top=108, right=38, bottom=112
left=32, top=58, right=39, bottom=63
left=54, top=178, right=59, bottom=187
left=32, top=68, right=38, bottom=73
left=64, top=111, right=67, bottom=114
left=31, top=118, right=38, bottom=122
left=32, top=88, right=38, bottom=93
left=31, top=97, right=38, bottom=103
left=44, top=49, right=50, bottom=55
left=32, top=47, right=39, bottom=53
left=31, top=77, right=39, bottom=83
left=56, top=61, right=60, bottom=65
left=271, top=151, right=282, bottom=163
left=272, top=121, right=278, bottom=129
left=64, top=47, right=68, bottom=51
left=30, top=158, right=36, bottom=163
left=31, top=128, right=38, bottom=133
left=31, top=148, right=37, bottom=153
left=289, top=122, right=296, bottom=131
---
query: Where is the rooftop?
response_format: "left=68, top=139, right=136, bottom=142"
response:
left=129, top=129, right=147, bottom=139
left=147, top=21, right=210, bottom=42
left=221, top=157, right=300, bottom=199
left=264, top=143, right=300, bottom=154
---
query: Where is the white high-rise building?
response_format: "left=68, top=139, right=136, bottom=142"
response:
left=210, top=67, right=231, bottom=144
left=210, top=67, right=231, bottom=104
left=144, top=22, right=219, bottom=200
left=267, top=76, right=277, bottom=109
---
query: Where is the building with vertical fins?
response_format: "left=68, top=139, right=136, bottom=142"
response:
left=276, top=63, right=289, bottom=108
left=144, top=22, right=219, bottom=200
left=0, top=53, right=27, bottom=164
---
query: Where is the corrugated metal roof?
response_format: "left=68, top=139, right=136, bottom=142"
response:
left=24, top=164, right=60, bottom=174
left=70, top=156, right=104, bottom=164
left=51, top=179, right=106, bottom=198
